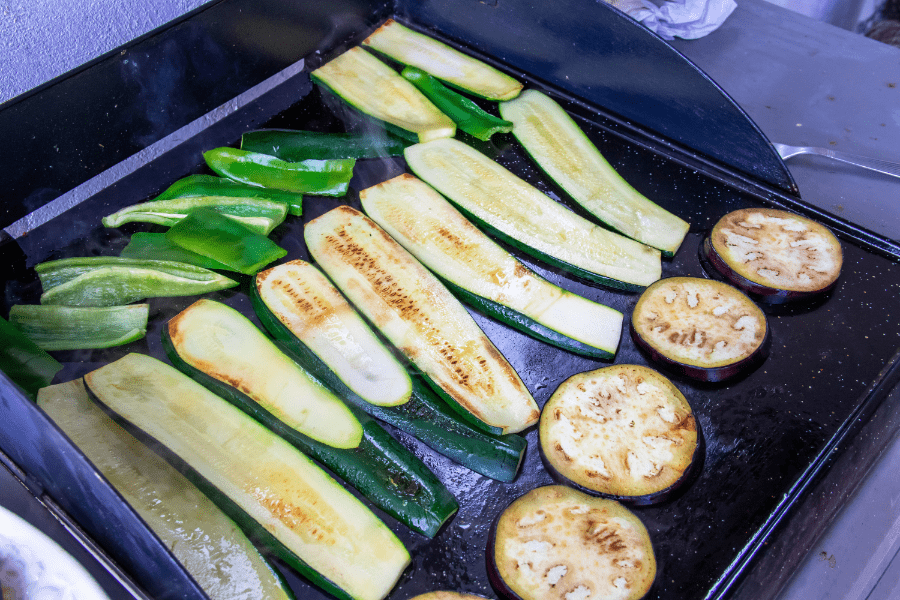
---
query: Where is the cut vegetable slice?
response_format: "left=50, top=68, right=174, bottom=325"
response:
left=9, top=304, right=148, bottom=351
left=167, top=299, right=362, bottom=449
left=363, top=19, right=523, bottom=101
left=254, top=260, right=412, bottom=408
left=360, top=174, right=623, bottom=358
left=251, top=258, right=527, bottom=482
left=311, top=47, right=456, bottom=143
left=102, top=195, right=288, bottom=235
left=631, top=277, right=769, bottom=382
left=37, top=380, right=294, bottom=600
left=204, top=148, right=356, bottom=196
left=153, top=174, right=303, bottom=216
left=409, top=594, right=490, bottom=600
left=539, top=365, right=701, bottom=503
left=84, top=353, right=410, bottom=600
left=405, top=138, right=661, bottom=290
left=702, top=207, right=842, bottom=302
left=500, top=90, right=689, bottom=256
left=305, top=205, right=539, bottom=435
left=488, top=485, right=656, bottom=600
left=121, top=232, right=232, bottom=270
left=36, top=257, right=237, bottom=307
left=164, top=299, right=457, bottom=537
left=0, top=316, right=62, bottom=397
left=241, top=129, right=409, bottom=161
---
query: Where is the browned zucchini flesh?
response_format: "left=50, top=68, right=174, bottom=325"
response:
left=539, top=365, right=701, bottom=504
left=488, top=485, right=656, bottom=600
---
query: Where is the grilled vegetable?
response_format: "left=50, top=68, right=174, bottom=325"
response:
left=363, top=19, right=523, bottom=101
left=36, top=380, right=295, bottom=600
left=401, top=67, right=513, bottom=141
left=165, top=208, right=287, bottom=275
left=305, top=206, right=540, bottom=436
left=102, top=195, right=288, bottom=235
left=488, top=485, right=656, bottom=600
left=0, top=316, right=62, bottom=397
left=164, top=299, right=457, bottom=537
left=121, top=232, right=232, bottom=270
left=500, top=90, right=689, bottom=256
left=539, top=365, right=701, bottom=504
left=9, top=304, right=148, bottom=351
left=409, top=594, right=490, bottom=600
left=701, top=207, right=842, bottom=302
left=204, top=147, right=356, bottom=196
left=360, top=174, right=623, bottom=358
left=36, top=257, right=237, bottom=307
left=405, top=138, right=661, bottom=291
left=630, top=277, right=769, bottom=382
left=154, top=174, right=304, bottom=216
left=241, top=129, right=409, bottom=161
left=311, top=47, right=456, bottom=143
left=251, top=259, right=528, bottom=482
left=84, top=353, right=410, bottom=600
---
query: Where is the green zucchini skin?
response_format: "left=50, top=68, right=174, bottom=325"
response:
left=250, top=284, right=527, bottom=483
left=162, top=328, right=458, bottom=538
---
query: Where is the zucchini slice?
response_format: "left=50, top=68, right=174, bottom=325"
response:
left=405, top=138, right=661, bottom=291
left=84, top=353, right=410, bottom=600
left=363, top=19, right=523, bottom=101
left=500, top=90, right=690, bottom=256
left=165, top=299, right=458, bottom=538
left=37, top=380, right=294, bottom=600
left=305, top=205, right=539, bottom=436
left=251, top=259, right=528, bottom=482
left=360, top=174, right=623, bottom=358
left=630, top=277, right=769, bottom=382
left=539, top=365, right=701, bottom=504
left=702, top=208, right=842, bottom=303
left=311, top=47, right=455, bottom=143
left=488, top=485, right=656, bottom=600
left=255, top=260, right=412, bottom=408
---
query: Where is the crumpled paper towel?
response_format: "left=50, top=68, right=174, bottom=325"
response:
left=602, top=0, right=737, bottom=40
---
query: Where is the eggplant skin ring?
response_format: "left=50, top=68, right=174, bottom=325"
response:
left=701, top=208, right=842, bottom=303
left=630, top=277, right=769, bottom=382
left=487, top=485, right=656, bottom=600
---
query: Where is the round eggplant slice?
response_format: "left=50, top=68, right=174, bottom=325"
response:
left=702, top=208, right=842, bottom=303
left=539, top=365, right=700, bottom=504
left=630, top=277, right=768, bottom=382
left=409, top=594, right=490, bottom=600
left=488, top=485, right=656, bottom=600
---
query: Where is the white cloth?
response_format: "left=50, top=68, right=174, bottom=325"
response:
left=603, top=0, right=738, bottom=40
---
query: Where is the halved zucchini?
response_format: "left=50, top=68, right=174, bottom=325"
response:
left=500, top=90, right=689, bottom=256
left=702, top=208, right=842, bottom=303
left=311, top=47, right=455, bottom=143
left=488, top=485, right=656, bottom=600
left=305, top=205, right=539, bottom=435
left=37, top=380, right=294, bottom=600
left=250, top=259, right=528, bottom=482
left=630, top=277, right=769, bottom=382
left=539, top=365, right=701, bottom=504
left=84, top=353, right=410, bottom=600
left=360, top=174, right=623, bottom=358
left=363, top=19, right=523, bottom=101
left=165, top=299, right=458, bottom=537
left=405, top=138, right=661, bottom=291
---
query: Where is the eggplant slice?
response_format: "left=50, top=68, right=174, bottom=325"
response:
left=539, top=365, right=700, bottom=504
left=630, top=277, right=769, bottom=382
left=701, top=208, right=842, bottom=303
left=488, top=485, right=656, bottom=600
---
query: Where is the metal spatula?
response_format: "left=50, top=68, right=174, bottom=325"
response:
left=773, top=143, right=900, bottom=180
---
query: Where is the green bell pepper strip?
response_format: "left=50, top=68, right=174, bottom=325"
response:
left=36, top=257, right=238, bottom=307
left=0, top=316, right=62, bottom=397
left=203, top=147, right=356, bottom=196
left=401, top=66, right=513, bottom=141
left=102, top=196, right=288, bottom=235
left=165, top=208, right=287, bottom=276
left=9, top=304, right=149, bottom=351
left=240, top=129, right=409, bottom=161
left=121, top=232, right=231, bottom=271
left=153, top=174, right=304, bottom=216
